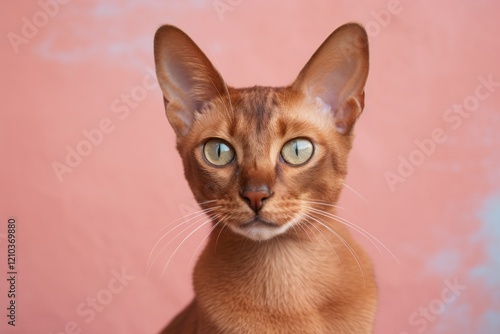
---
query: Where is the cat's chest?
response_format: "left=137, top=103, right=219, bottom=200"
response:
left=193, top=241, right=339, bottom=329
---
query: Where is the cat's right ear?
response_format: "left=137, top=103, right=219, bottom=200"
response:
left=154, top=25, right=225, bottom=137
left=293, top=23, right=369, bottom=135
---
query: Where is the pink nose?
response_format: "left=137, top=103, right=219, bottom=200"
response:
left=241, top=186, right=271, bottom=212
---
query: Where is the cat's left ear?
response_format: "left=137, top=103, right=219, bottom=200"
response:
left=154, top=25, right=226, bottom=137
left=293, top=23, right=369, bottom=135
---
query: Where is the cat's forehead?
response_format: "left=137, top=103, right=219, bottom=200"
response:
left=192, top=85, right=334, bottom=150
left=230, top=86, right=332, bottom=138
left=233, top=86, right=281, bottom=129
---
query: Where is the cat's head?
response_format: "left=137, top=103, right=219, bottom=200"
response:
left=154, top=24, right=368, bottom=241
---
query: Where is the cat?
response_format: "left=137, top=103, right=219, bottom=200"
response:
left=153, top=22, right=377, bottom=334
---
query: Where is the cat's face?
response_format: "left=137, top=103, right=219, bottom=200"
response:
left=154, top=24, right=368, bottom=241
left=174, top=87, right=353, bottom=241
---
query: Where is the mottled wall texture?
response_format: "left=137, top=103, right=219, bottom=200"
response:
left=1, top=1, right=499, bottom=333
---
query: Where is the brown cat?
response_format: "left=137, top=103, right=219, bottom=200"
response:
left=154, top=22, right=377, bottom=334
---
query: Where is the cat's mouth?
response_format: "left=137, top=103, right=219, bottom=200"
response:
left=240, top=217, right=279, bottom=229
left=229, top=216, right=292, bottom=242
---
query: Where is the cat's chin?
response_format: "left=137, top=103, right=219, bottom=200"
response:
left=228, top=217, right=294, bottom=242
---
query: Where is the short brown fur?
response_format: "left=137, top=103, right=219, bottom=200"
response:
left=154, top=23, right=376, bottom=334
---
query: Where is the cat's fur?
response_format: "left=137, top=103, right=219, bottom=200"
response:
left=154, top=23, right=377, bottom=334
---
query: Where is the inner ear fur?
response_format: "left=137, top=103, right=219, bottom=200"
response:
left=154, top=25, right=226, bottom=136
left=293, top=23, right=369, bottom=135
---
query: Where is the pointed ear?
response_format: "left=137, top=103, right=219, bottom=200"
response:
left=154, top=25, right=225, bottom=137
left=293, top=23, right=369, bottom=135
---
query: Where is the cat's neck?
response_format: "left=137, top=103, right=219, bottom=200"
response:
left=191, top=211, right=374, bottom=333
left=196, top=211, right=359, bottom=279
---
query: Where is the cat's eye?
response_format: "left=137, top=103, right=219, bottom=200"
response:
left=281, top=138, right=314, bottom=166
left=203, top=139, right=235, bottom=166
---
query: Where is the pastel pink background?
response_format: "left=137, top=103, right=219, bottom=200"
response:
left=1, top=1, right=499, bottom=333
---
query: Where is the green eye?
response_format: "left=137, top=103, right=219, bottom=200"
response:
left=203, top=139, right=235, bottom=166
left=281, top=138, right=314, bottom=166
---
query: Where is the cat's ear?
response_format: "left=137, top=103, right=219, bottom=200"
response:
left=293, top=23, right=369, bottom=135
left=154, top=25, right=225, bottom=136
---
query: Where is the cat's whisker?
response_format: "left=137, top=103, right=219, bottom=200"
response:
left=221, top=81, right=234, bottom=119
left=300, top=213, right=343, bottom=269
left=188, top=215, right=229, bottom=269
left=147, top=214, right=211, bottom=277
left=286, top=214, right=313, bottom=243
left=303, top=210, right=365, bottom=285
left=215, top=217, right=229, bottom=254
left=146, top=206, right=221, bottom=274
left=210, top=78, right=232, bottom=119
left=152, top=205, right=220, bottom=238
left=210, top=55, right=235, bottom=119
left=195, top=199, right=221, bottom=211
left=301, top=199, right=345, bottom=210
left=310, top=207, right=400, bottom=263
left=146, top=217, right=212, bottom=277
left=342, top=182, right=370, bottom=203
left=309, top=207, right=382, bottom=254
left=197, top=199, right=219, bottom=205
left=160, top=217, right=217, bottom=280
left=276, top=234, right=288, bottom=254
left=309, top=207, right=400, bottom=264
left=288, top=218, right=304, bottom=241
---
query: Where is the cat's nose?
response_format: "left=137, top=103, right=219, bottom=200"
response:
left=241, top=186, right=271, bottom=212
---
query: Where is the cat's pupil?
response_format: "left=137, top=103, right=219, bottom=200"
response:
left=280, top=138, right=314, bottom=166
left=203, top=139, right=235, bottom=166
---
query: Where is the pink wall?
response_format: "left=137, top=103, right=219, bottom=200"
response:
left=1, top=1, right=499, bottom=333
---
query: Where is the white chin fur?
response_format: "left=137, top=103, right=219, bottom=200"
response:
left=229, top=217, right=300, bottom=241
left=229, top=224, right=289, bottom=241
